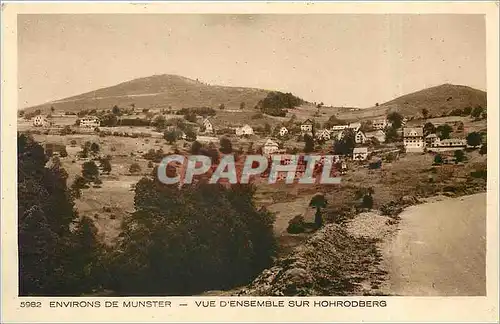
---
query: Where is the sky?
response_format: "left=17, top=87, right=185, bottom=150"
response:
left=18, top=14, right=486, bottom=109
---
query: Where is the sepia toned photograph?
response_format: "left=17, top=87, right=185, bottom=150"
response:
left=14, top=11, right=489, bottom=301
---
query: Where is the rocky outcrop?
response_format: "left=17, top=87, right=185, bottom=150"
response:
left=238, top=224, right=384, bottom=296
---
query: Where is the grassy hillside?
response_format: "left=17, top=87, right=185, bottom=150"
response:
left=335, top=84, right=486, bottom=121
left=24, top=74, right=271, bottom=113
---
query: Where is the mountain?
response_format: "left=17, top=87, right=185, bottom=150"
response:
left=23, top=74, right=271, bottom=113
left=379, top=83, right=487, bottom=117
left=336, top=84, right=486, bottom=121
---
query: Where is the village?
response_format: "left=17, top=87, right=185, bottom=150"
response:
left=21, top=103, right=485, bottom=175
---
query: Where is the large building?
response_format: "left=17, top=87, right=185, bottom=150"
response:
left=300, top=119, right=314, bottom=135
left=79, top=116, right=100, bottom=128
left=403, top=127, right=424, bottom=153
left=372, top=118, right=390, bottom=130
left=263, top=139, right=279, bottom=155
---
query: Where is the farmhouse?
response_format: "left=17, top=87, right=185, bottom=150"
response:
left=202, top=118, right=214, bottom=133
left=365, top=130, right=386, bottom=143
left=353, top=147, right=369, bottom=161
left=79, top=116, right=100, bottom=128
left=300, top=119, right=314, bottom=135
left=263, top=139, right=279, bottom=155
left=372, top=118, right=390, bottom=130
left=235, top=124, right=254, bottom=136
left=355, top=130, right=367, bottom=144
left=279, top=126, right=289, bottom=137
left=316, top=129, right=331, bottom=141
left=403, top=127, right=424, bottom=153
left=32, top=115, right=49, bottom=127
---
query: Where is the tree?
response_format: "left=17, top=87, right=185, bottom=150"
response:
left=264, top=123, right=271, bottom=134
left=422, top=108, right=429, bottom=119
left=466, top=132, right=482, bottom=147
left=387, top=112, right=404, bottom=129
left=309, top=193, right=327, bottom=229
left=51, top=106, right=55, bottom=113
left=257, top=92, right=303, bottom=117
left=184, top=128, right=197, bottom=141
left=324, top=115, right=346, bottom=129
left=164, top=130, right=177, bottom=144
left=191, top=141, right=202, bottom=154
left=100, top=114, right=118, bottom=127
left=333, top=129, right=356, bottom=155
left=303, top=134, right=314, bottom=153
left=454, top=150, right=466, bottom=163
left=240, top=102, right=246, bottom=110
left=423, top=122, right=436, bottom=136
left=183, top=112, right=197, bottom=123
left=436, top=124, right=453, bottom=140
left=109, top=180, right=276, bottom=295
left=18, top=134, right=102, bottom=295
left=219, top=137, right=233, bottom=154
left=90, top=142, right=100, bottom=155
left=70, top=139, right=77, bottom=147
left=129, top=163, right=141, bottom=174
left=471, top=105, right=485, bottom=119
left=82, top=161, right=99, bottom=182
left=112, top=105, right=121, bottom=115
left=219, top=103, right=225, bottom=110
left=100, top=158, right=112, bottom=174
left=71, top=175, right=87, bottom=198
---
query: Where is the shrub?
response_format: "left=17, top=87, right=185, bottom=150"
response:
left=361, top=194, right=374, bottom=209
left=129, top=163, right=142, bottom=174
left=466, top=132, right=482, bottom=148
left=434, top=154, right=443, bottom=165
left=219, top=137, right=233, bottom=154
left=454, top=150, right=466, bottom=163
left=82, top=161, right=99, bottom=182
left=61, top=126, right=73, bottom=136
left=287, top=215, right=305, bottom=234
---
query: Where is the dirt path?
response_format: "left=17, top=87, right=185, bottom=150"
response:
left=381, top=193, right=486, bottom=296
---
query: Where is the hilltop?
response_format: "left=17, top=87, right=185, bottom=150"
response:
left=335, top=84, right=487, bottom=121
left=23, top=74, right=271, bottom=113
